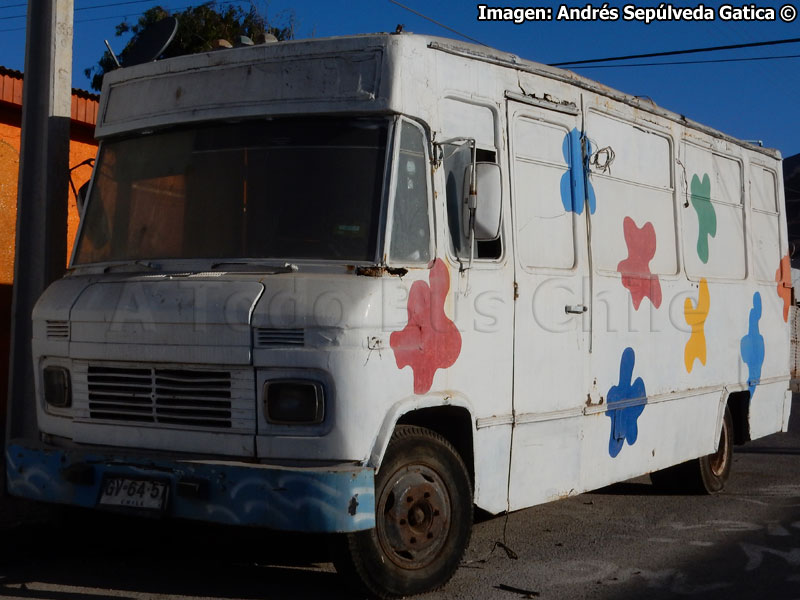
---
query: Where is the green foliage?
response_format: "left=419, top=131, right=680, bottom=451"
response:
left=85, top=1, right=294, bottom=91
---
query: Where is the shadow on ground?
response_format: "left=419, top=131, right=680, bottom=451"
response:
left=0, top=507, right=352, bottom=600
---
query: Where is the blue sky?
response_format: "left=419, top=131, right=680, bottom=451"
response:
left=1, top=0, right=798, bottom=157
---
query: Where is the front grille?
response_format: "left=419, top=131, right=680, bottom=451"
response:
left=87, top=366, right=233, bottom=428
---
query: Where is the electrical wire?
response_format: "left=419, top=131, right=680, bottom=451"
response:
left=571, top=54, right=800, bottom=69
left=0, top=0, right=244, bottom=32
left=1, top=0, right=242, bottom=20
left=550, top=36, right=800, bottom=66
left=387, top=0, right=488, bottom=47
left=77, top=0, right=172, bottom=11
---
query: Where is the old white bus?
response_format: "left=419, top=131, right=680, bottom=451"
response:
left=7, top=32, right=793, bottom=598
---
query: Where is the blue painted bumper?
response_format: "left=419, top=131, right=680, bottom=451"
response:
left=6, top=441, right=375, bottom=533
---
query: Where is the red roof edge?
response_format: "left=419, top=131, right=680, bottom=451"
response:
left=0, top=66, right=99, bottom=127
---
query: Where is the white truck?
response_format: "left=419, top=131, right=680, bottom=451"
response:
left=7, top=32, right=793, bottom=598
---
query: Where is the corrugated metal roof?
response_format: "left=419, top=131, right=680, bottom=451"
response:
left=0, top=66, right=99, bottom=126
left=0, top=68, right=23, bottom=107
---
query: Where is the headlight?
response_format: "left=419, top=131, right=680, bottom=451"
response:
left=264, top=380, right=324, bottom=425
left=43, top=366, right=71, bottom=408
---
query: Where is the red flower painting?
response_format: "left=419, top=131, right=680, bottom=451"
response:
left=390, top=259, right=462, bottom=394
left=775, top=253, right=791, bottom=323
left=617, top=217, right=662, bottom=310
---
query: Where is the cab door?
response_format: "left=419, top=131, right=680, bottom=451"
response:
left=506, top=96, right=592, bottom=509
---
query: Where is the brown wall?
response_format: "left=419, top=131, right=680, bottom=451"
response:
left=0, top=98, right=98, bottom=418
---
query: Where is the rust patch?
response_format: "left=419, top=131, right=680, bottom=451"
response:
left=355, top=265, right=408, bottom=277
left=557, top=488, right=576, bottom=500
left=586, top=394, right=604, bottom=407
left=348, top=494, right=359, bottom=516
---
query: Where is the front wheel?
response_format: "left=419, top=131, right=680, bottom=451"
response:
left=334, top=425, right=472, bottom=599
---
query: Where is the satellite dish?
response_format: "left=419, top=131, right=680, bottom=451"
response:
left=121, top=16, right=179, bottom=67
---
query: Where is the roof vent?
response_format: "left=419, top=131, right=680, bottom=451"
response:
left=259, top=33, right=279, bottom=44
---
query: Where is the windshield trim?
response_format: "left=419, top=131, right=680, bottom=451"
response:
left=69, top=147, right=99, bottom=269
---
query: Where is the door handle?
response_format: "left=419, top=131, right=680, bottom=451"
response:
left=565, top=304, right=587, bottom=314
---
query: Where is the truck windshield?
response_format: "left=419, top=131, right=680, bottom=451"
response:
left=74, top=117, right=389, bottom=265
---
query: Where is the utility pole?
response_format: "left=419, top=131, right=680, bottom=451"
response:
left=5, top=1, right=74, bottom=464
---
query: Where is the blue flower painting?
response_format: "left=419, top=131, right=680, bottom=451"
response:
left=740, top=292, right=765, bottom=399
left=606, top=347, right=648, bottom=458
left=560, top=128, right=596, bottom=215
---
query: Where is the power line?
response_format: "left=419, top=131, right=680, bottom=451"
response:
left=1, top=0, right=242, bottom=19
left=76, top=0, right=241, bottom=21
left=76, top=0, right=168, bottom=12
left=550, top=37, right=800, bottom=66
left=387, top=0, right=488, bottom=47
left=570, top=54, right=800, bottom=69
left=0, top=0, right=244, bottom=32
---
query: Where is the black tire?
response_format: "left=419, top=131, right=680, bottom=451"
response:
left=650, top=406, right=733, bottom=494
left=333, top=425, right=473, bottom=599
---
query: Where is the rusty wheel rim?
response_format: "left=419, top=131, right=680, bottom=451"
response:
left=709, top=418, right=730, bottom=477
left=376, top=464, right=451, bottom=570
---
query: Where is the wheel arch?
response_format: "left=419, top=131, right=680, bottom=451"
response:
left=725, top=389, right=751, bottom=445
left=369, top=395, right=475, bottom=487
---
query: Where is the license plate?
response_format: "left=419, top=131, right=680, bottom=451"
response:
left=99, top=477, right=168, bottom=511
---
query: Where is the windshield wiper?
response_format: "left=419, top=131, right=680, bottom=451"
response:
left=209, top=261, right=299, bottom=273
left=103, top=260, right=161, bottom=273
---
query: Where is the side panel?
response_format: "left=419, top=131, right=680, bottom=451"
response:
left=431, top=92, right=515, bottom=515
left=506, top=99, right=590, bottom=509
left=581, top=96, right=790, bottom=488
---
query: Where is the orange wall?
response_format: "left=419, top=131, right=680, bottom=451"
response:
left=0, top=120, right=21, bottom=286
left=1, top=102, right=97, bottom=419
left=0, top=121, right=95, bottom=285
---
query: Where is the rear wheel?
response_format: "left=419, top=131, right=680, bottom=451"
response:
left=334, top=425, right=472, bottom=599
left=650, top=406, right=733, bottom=494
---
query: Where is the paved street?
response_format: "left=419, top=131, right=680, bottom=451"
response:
left=0, top=396, right=798, bottom=600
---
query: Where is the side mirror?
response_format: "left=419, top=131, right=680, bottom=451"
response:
left=77, top=181, right=90, bottom=215
left=463, top=162, right=502, bottom=241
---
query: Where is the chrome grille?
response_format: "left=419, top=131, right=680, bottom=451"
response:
left=87, top=366, right=233, bottom=428
left=255, top=327, right=305, bottom=347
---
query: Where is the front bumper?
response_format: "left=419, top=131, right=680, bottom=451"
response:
left=6, top=440, right=375, bottom=533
